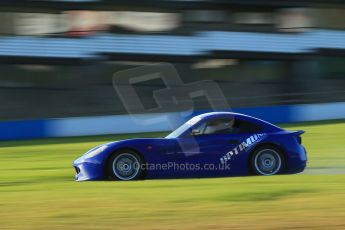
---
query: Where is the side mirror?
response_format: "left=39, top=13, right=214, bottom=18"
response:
left=191, top=129, right=202, bottom=136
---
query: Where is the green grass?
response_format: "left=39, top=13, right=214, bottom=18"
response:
left=1, top=121, right=345, bottom=229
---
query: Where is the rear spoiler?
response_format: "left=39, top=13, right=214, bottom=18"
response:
left=292, top=130, right=305, bottom=136
left=290, top=130, right=305, bottom=144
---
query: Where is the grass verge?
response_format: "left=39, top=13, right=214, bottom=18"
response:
left=0, top=121, right=345, bottom=229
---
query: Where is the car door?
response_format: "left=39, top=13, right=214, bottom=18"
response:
left=175, top=118, right=244, bottom=177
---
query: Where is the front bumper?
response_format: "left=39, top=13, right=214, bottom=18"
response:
left=73, top=158, right=105, bottom=181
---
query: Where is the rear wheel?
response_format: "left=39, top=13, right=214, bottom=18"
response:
left=251, top=147, right=284, bottom=175
left=107, top=150, right=143, bottom=181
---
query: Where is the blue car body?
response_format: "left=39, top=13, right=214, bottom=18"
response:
left=73, top=112, right=307, bottom=181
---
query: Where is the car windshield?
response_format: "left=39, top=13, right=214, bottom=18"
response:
left=166, top=116, right=201, bottom=138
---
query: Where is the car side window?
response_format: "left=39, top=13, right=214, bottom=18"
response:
left=191, top=119, right=234, bottom=135
left=204, top=119, right=233, bottom=134
left=192, top=118, right=262, bottom=135
left=233, top=119, right=262, bottom=133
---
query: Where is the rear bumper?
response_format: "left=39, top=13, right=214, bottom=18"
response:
left=286, top=145, right=307, bottom=174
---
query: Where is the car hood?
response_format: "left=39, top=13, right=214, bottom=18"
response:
left=105, top=137, right=169, bottom=148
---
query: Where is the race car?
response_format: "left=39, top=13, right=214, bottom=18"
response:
left=73, top=112, right=307, bottom=181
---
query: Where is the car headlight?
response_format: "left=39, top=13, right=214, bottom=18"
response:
left=85, top=145, right=108, bottom=159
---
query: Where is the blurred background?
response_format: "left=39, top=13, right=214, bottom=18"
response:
left=0, top=0, right=344, bottom=140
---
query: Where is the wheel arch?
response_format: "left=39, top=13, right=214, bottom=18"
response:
left=248, top=142, right=287, bottom=174
left=104, top=147, right=146, bottom=179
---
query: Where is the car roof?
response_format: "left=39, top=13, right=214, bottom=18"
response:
left=196, top=111, right=249, bottom=119
left=194, top=111, right=282, bottom=131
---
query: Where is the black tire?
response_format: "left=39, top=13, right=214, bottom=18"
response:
left=250, top=146, right=284, bottom=176
left=107, top=149, right=144, bottom=181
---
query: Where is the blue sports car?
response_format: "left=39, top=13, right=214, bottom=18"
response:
left=73, top=112, right=307, bottom=181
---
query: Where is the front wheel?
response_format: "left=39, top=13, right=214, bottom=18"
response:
left=251, top=147, right=284, bottom=176
left=107, top=150, right=144, bottom=181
